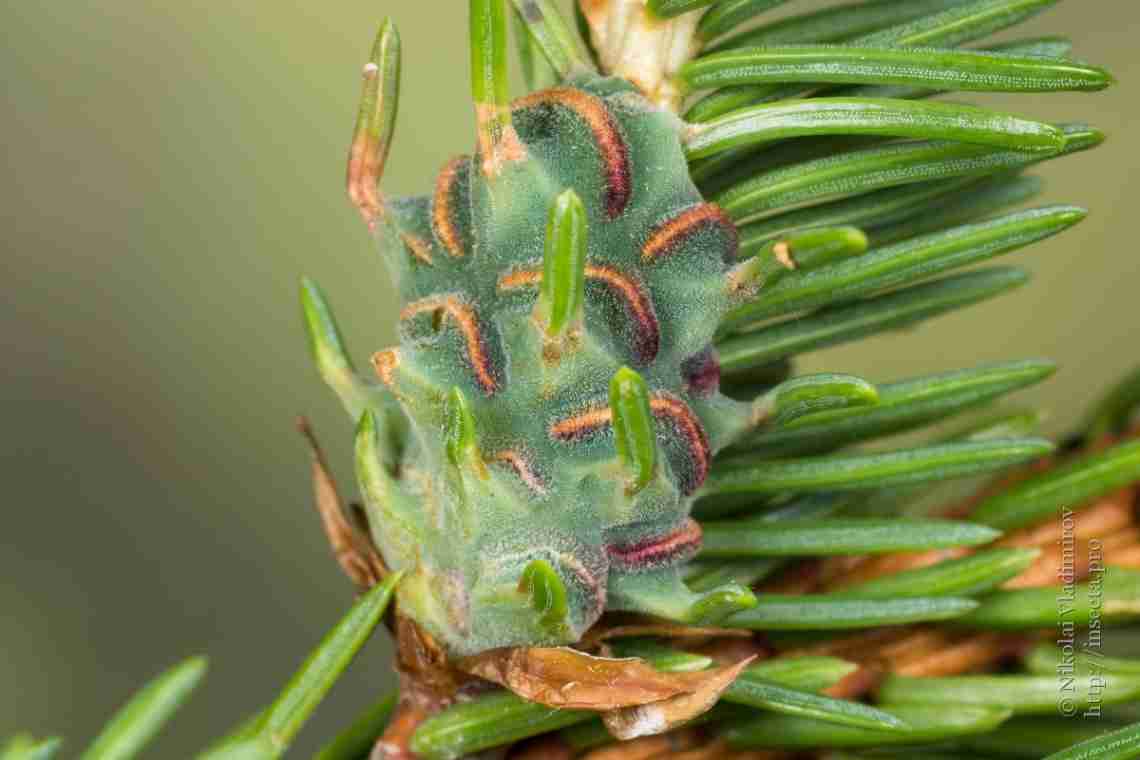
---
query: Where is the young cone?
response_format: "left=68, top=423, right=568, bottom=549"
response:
left=291, top=2, right=1128, bottom=753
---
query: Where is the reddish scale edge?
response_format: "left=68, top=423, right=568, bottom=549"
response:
left=651, top=393, right=712, bottom=495
left=512, top=88, right=632, bottom=219
left=560, top=552, right=608, bottom=622
left=607, top=518, right=704, bottom=571
left=499, top=264, right=661, bottom=365
left=549, top=393, right=711, bottom=495
left=432, top=156, right=470, bottom=258
left=585, top=264, right=660, bottom=364
left=491, top=450, right=548, bottom=495
left=400, top=296, right=499, bottom=394
left=403, top=233, right=434, bottom=265
left=642, top=203, right=739, bottom=264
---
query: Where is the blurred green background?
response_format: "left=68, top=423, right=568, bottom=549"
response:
left=2, top=0, right=1138, bottom=755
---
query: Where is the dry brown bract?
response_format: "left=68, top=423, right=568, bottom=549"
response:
left=298, top=418, right=388, bottom=589
left=458, top=646, right=750, bottom=713
left=603, top=656, right=756, bottom=740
